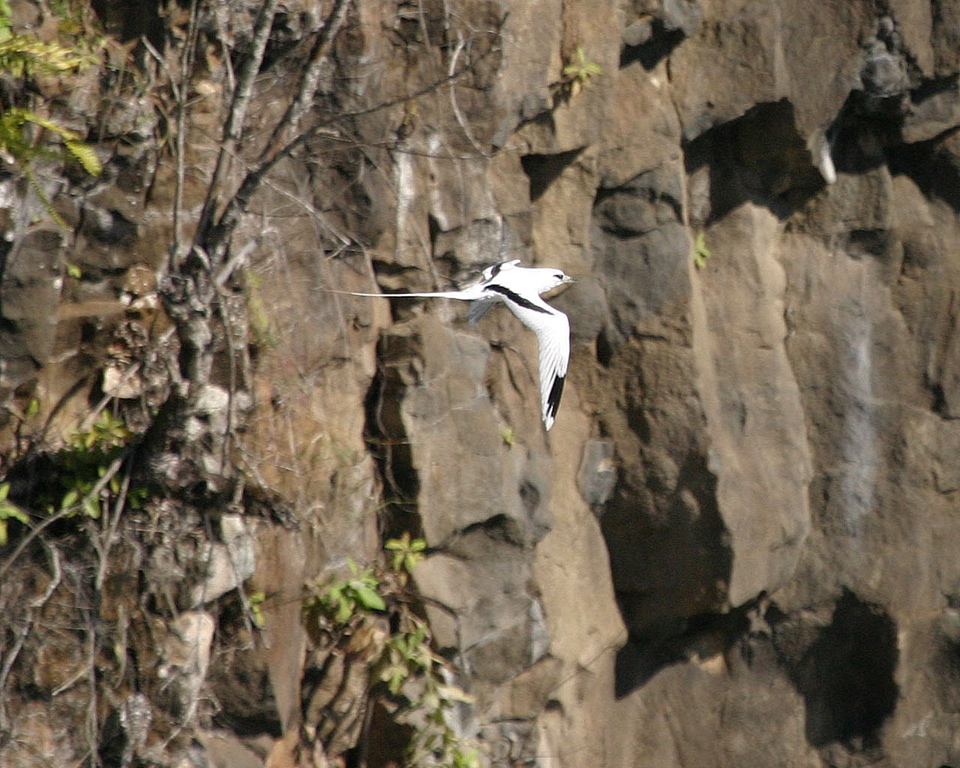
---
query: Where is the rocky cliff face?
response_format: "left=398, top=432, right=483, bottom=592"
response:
left=2, top=0, right=960, bottom=766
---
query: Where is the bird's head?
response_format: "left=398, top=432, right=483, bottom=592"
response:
left=547, top=270, right=576, bottom=291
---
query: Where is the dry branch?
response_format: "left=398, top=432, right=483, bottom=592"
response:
left=194, top=0, right=280, bottom=250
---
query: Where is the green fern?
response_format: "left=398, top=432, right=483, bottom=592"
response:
left=0, top=108, right=101, bottom=225
left=64, top=138, right=100, bottom=175
left=2, top=108, right=101, bottom=173
left=0, top=0, right=11, bottom=42
left=0, top=11, right=102, bottom=225
left=0, top=36, right=93, bottom=75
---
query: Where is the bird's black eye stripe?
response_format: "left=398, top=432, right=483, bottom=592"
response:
left=490, top=262, right=504, bottom=278
left=486, top=284, right=552, bottom=314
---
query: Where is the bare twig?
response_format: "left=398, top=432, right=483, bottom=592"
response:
left=94, top=467, right=132, bottom=591
left=0, top=452, right=127, bottom=582
left=204, top=33, right=502, bottom=264
left=51, top=663, right=89, bottom=698
left=261, top=0, right=352, bottom=161
left=85, top=612, right=100, bottom=768
left=171, top=0, right=203, bottom=271
left=214, top=240, right=257, bottom=287
left=195, top=0, right=280, bottom=248
left=0, top=541, right=62, bottom=729
left=447, top=29, right=486, bottom=155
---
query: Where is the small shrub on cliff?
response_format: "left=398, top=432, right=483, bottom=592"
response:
left=0, top=0, right=102, bottom=225
left=0, top=483, right=28, bottom=545
left=308, top=557, right=386, bottom=624
left=15, top=410, right=146, bottom=522
left=693, top=231, right=711, bottom=269
left=385, top=531, right=426, bottom=584
left=561, top=45, right=603, bottom=97
left=303, top=537, right=480, bottom=768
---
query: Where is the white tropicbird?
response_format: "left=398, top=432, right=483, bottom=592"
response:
left=342, top=260, right=574, bottom=430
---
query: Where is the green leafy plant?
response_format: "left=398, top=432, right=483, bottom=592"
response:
left=23, top=397, right=39, bottom=420
left=73, top=410, right=130, bottom=450
left=0, top=108, right=102, bottom=225
left=561, top=45, right=602, bottom=97
left=247, top=590, right=267, bottom=628
left=0, top=0, right=11, bottom=41
left=0, top=36, right=93, bottom=74
left=0, top=2, right=102, bottom=226
left=38, top=411, right=143, bottom=520
left=385, top=532, right=426, bottom=585
left=303, top=538, right=481, bottom=768
left=380, top=617, right=431, bottom=695
left=0, top=108, right=102, bottom=174
left=306, top=557, right=386, bottom=625
left=693, top=230, right=711, bottom=269
left=0, top=483, right=29, bottom=546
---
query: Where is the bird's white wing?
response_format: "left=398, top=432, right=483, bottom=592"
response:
left=467, top=296, right=500, bottom=325
left=480, top=259, right=522, bottom=282
left=492, top=290, right=570, bottom=430
left=529, top=310, right=570, bottom=430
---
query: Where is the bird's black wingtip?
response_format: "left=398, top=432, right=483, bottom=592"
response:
left=544, top=374, right=566, bottom=428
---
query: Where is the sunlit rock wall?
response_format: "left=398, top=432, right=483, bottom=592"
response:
left=3, top=0, right=960, bottom=766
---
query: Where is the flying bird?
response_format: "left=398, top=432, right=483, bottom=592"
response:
left=340, top=260, right=574, bottom=430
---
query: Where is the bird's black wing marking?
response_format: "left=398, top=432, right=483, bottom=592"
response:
left=497, top=293, right=570, bottom=430
left=545, top=374, right=565, bottom=423
left=481, top=259, right=521, bottom=285
left=486, top=285, right=553, bottom=314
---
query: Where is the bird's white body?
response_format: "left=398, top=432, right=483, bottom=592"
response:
left=343, top=260, right=573, bottom=430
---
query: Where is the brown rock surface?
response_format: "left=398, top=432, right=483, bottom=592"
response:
left=2, top=0, right=960, bottom=766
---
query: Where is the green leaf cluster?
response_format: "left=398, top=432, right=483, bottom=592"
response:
left=247, top=590, right=266, bottom=628
left=380, top=618, right=431, bottom=695
left=71, top=410, right=131, bottom=451
left=0, top=483, right=29, bottom=546
left=0, top=106, right=102, bottom=172
left=561, top=46, right=603, bottom=97
left=0, top=3, right=102, bottom=226
left=694, top=231, right=711, bottom=269
left=0, top=36, right=94, bottom=75
left=305, top=558, right=386, bottom=627
left=34, top=411, right=144, bottom=521
left=385, top=532, right=425, bottom=584
left=0, top=0, right=11, bottom=41
left=303, top=537, right=481, bottom=768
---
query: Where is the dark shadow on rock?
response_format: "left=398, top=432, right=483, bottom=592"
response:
left=209, top=591, right=285, bottom=738
left=888, top=131, right=960, bottom=212
left=826, top=90, right=906, bottom=176
left=683, top=100, right=826, bottom=223
left=521, top=149, right=584, bottom=203
left=603, top=450, right=733, bottom=697
left=621, top=0, right=701, bottom=70
left=614, top=604, right=753, bottom=697
left=620, top=24, right=685, bottom=71
left=90, top=0, right=164, bottom=48
left=614, top=636, right=684, bottom=695
left=771, top=589, right=899, bottom=750
left=363, top=331, right=424, bottom=542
